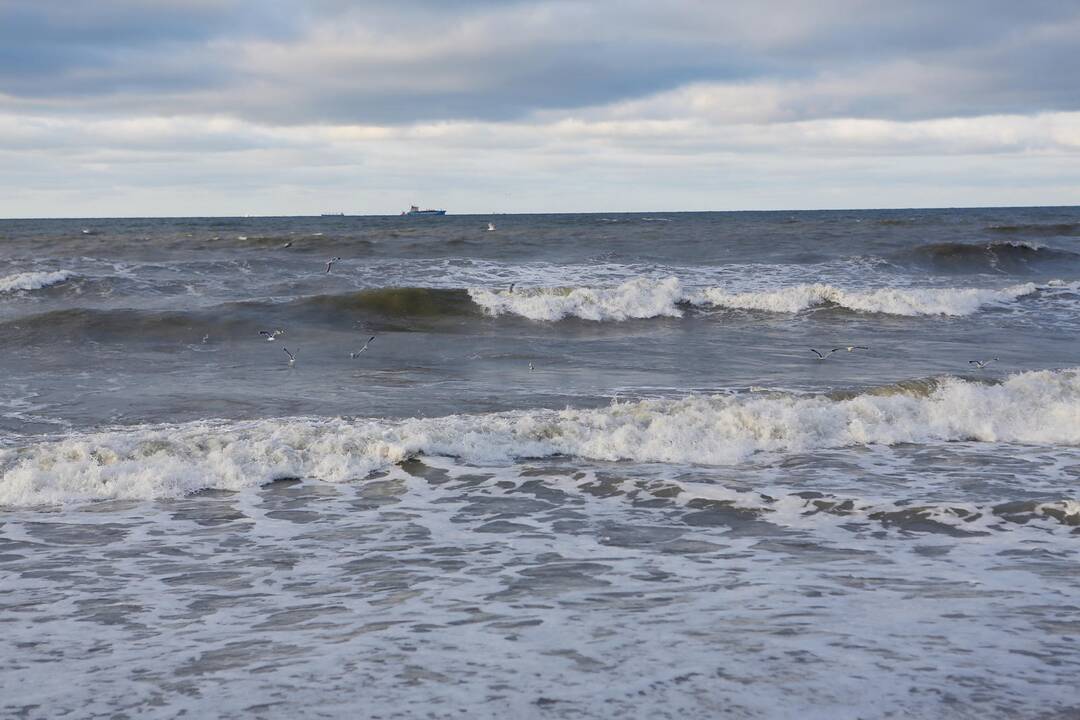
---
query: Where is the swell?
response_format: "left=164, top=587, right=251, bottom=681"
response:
left=1, top=288, right=480, bottom=342
left=986, top=222, right=1080, bottom=237
left=896, top=241, right=1080, bottom=274
left=3, top=368, right=1079, bottom=506
left=3, top=276, right=1069, bottom=340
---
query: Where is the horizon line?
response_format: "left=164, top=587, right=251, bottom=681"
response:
left=2, top=203, right=1078, bottom=221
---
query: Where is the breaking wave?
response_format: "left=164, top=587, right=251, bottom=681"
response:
left=0, top=270, right=75, bottom=293
left=470, top=277, right=1048, bottom=320
left=3, top=368, right=1079, bottom=506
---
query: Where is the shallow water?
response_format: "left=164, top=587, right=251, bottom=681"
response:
left=2, top=208, right=1079, bottom=718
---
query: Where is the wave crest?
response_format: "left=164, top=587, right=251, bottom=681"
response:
left=899, top=241, right=1079, bottom=273
left=0, top=270, right=75, bottom=293
left=3, top=368, right=1079, bottom=506
left=470, top=277, right=1044, bottom=320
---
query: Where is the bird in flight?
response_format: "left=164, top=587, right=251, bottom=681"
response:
left=969, top=358, right=998, bottom=369
left=487, top=222, right=496, bottom=231
left=350, top=336, right=376, bottom=358
left=260, top=329, right=285, bottom=342
left=326, top=257, right=341, bottom=273
left=283, top=347, right=296, bottom=366
left=810, top=346, right=869, bottom=359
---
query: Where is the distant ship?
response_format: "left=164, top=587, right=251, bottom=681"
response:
left=320, top=212, right=345, bottom=217
left=402, top=205, right=446, bottom=216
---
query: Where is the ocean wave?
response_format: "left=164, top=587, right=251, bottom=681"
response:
left=3, top=368, right=1079, bottom=506
left=471, top=277, right=1047, bottom=320
left=0, top=270, right=75, bottom=293
left=293, top=287, right=477, bottom=318
left=986, top=222, right=1080, bottom=237
left=897, top=240, right=1079, bottom=273
left=469, top=277, right=687, bottom=321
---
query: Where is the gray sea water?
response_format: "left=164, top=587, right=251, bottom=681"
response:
left=2, top=208, right=1079, bottom=718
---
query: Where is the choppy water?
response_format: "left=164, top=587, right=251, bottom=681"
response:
left=2, top=208, right=1079, bottom=718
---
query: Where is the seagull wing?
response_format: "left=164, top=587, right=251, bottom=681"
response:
left=810, top=348, right=824, bottom=358
left=283, top=347, right=295, bottom=360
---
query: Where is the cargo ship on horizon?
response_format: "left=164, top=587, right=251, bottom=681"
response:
left=402, top=204, right=446, bottom=216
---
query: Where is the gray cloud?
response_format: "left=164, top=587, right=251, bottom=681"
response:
left=2, top=0, right=1078, bottom=124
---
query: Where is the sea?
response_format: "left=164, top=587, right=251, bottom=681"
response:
left=1, top=208, right=1078, bottom=719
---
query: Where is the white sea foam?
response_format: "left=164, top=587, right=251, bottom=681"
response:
left=0, top=269, right=75, bottom=293
left=469, top=277, right=1046, bottom=321
left=3, top=368, right=1079, bottom=506
left=693, top=282, right=1039, bottom=315
left=469, top=277, right=686, bottom=321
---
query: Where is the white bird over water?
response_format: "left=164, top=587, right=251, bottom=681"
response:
left=969, top=358, right=998, bottom=369
left=326, top=257, right=341, bottom=273
left=260, top=329, right=285, bottom=342
left=810, top=346, right=869, bottom=359
left=350, top=336, right=376, bottom=358
left=283, top=347, right=296, bottom=365
left=487, top=222, right=496, bottom=232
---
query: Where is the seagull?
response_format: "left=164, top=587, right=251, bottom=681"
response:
left=282, top=241, right=292, bottom=248
left=350, top=336, right=376, bottom=358
left=260, top=329, right=285, bottom=342
left=969, top=358, right=998, bottom=369
left=201, top=334, right=210, bottom=344
left=81, top=228, right=92, bottom=235
left=283, top=347, right=296, bottom=366
left=508, top=282, right=516, bottom=294
left=487, top=222, right=496, bottom=232
left=811, top=346, right=868, bottom=359
left=529, top=362, right=534, bottom=372
left=325, top=257, right=341, bottom=273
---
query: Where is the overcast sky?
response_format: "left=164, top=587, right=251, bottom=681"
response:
left=2, top=0, right=1079, bottom=216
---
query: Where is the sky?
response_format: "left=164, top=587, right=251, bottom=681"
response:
left=1, top=0, right=1079, bottom=217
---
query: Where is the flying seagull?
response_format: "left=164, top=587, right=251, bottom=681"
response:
left=529, top=362, right=534, bottom=372
left=325, top=256, right=341, bottom=273
left=487, top=222, right=496, bottom=232
left=811, top=346, right=868, bottom=359
left=282, top=241, right=292, bottom=248
left=969, top=358, right=998, bottom=369
left=283, top=347, right=296, bottom=366
left=260, top=329, right=285, bottom=342
left=350, top=336, right=376, bottom=358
